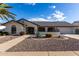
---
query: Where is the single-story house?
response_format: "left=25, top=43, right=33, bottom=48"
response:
left=2, top=18, right=79, bottom=35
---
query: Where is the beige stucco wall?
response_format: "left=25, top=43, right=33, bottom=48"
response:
left=3, top=21, right=38, bottom=35
left=57, top=27, right=74, bottom=34
left=3, top=21, right=24, bottom=35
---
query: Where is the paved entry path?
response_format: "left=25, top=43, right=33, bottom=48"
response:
left=0, top=36, right=6, bottom=39
left=0, top=35, right=30, bottom=52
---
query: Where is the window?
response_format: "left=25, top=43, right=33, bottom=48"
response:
left=47, top=27, right=59, bottom=32
left=38, top=27, right=45, bottom=32
left=48, top=27, right=55, bottom=32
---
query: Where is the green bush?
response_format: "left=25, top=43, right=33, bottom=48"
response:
left=36, top=32, right=40, bottom=38
left=3, top=32, right=9, bottom=35
left=0, top=31, right=3, bottom=35
left=19, top=31, right=25, bottom=35
left=0, top=31, right=9, bottom=36
left=45, top=34, right=52, bottom=38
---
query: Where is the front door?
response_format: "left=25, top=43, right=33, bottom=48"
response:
left=26, top=27, right=35, bottom=34
left=11, top=25, right=16, bottom=34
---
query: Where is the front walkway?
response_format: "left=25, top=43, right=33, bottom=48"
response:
left=0, top=36, right=6, bottom=39
left=0, top=35, right=30, bottom=52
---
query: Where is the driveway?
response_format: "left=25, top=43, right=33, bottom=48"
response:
left=64, top=34, right=79, bottom=40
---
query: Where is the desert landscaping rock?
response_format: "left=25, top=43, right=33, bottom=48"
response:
left=7, top=36, right=79, bottom=52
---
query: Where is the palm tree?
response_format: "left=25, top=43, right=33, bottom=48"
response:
left=0, top=3, right=12, bottom=8
left=0, top=3, right=16, bottom=21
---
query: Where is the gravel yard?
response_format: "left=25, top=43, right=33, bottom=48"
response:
left=7, top=37, right=79, bottom=52
left=0, top=36, right=19, bottom=44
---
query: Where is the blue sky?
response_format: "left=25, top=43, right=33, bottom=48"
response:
left=1, top=3, right=79, bottom=23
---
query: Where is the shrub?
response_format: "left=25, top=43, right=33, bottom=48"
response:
left=19, top=31, right=25, bottom=35
left=0, top=31, right=4, bottom=35
left=36, top=32, right=40, bottom=38
left=0, top=31, right=9, bottom=36
left=3, top=32, right=9, bottom=35
left=45, top=34, right=52, bottom=38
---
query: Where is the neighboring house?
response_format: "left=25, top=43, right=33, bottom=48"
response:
left=2, top=18, right=79, bottom=35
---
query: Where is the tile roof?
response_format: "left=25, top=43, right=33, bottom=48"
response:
left=31, top=21, right=74, bottom=27
left=2, top=18, right=76, bottom=27
left=18, top=18, right=74, bottom=27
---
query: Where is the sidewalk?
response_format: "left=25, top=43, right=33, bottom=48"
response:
left=0, top=51, right=78, bottom=56
left=0, top=35, right=30, bottom=52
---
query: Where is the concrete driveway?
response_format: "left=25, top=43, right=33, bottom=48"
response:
left=64, top=34, right=79, bottom=40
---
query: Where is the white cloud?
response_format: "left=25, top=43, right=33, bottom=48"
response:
left=28, top=18, right=49, bottom=21
left=49, top=5, right=56, bottom=9
left=53, top=10, right=66, bottom=21
left=47, top=10, right=66, bottom=21
left=52, top=6, right=56, bottom=9
left=28, top=10, right=66, bottom=22
left=47, top=16, right=52, bottom=19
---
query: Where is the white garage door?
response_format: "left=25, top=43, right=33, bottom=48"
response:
left=57, top=27, right=73, bottom=34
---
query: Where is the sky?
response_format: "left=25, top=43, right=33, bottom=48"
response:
left=0, top=3, right=79, bottom=23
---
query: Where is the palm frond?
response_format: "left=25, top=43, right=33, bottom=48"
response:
left=0, top=15, right=4, bottom=20
left=0, top=4, right=16, bottom=21
left=0, top=4, right=12, bottom=8
left=2, top=15, right=9, bottom=21
left=6, top=13, right=16, bottom=20
left=7, top=11, right=16, bottom=16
